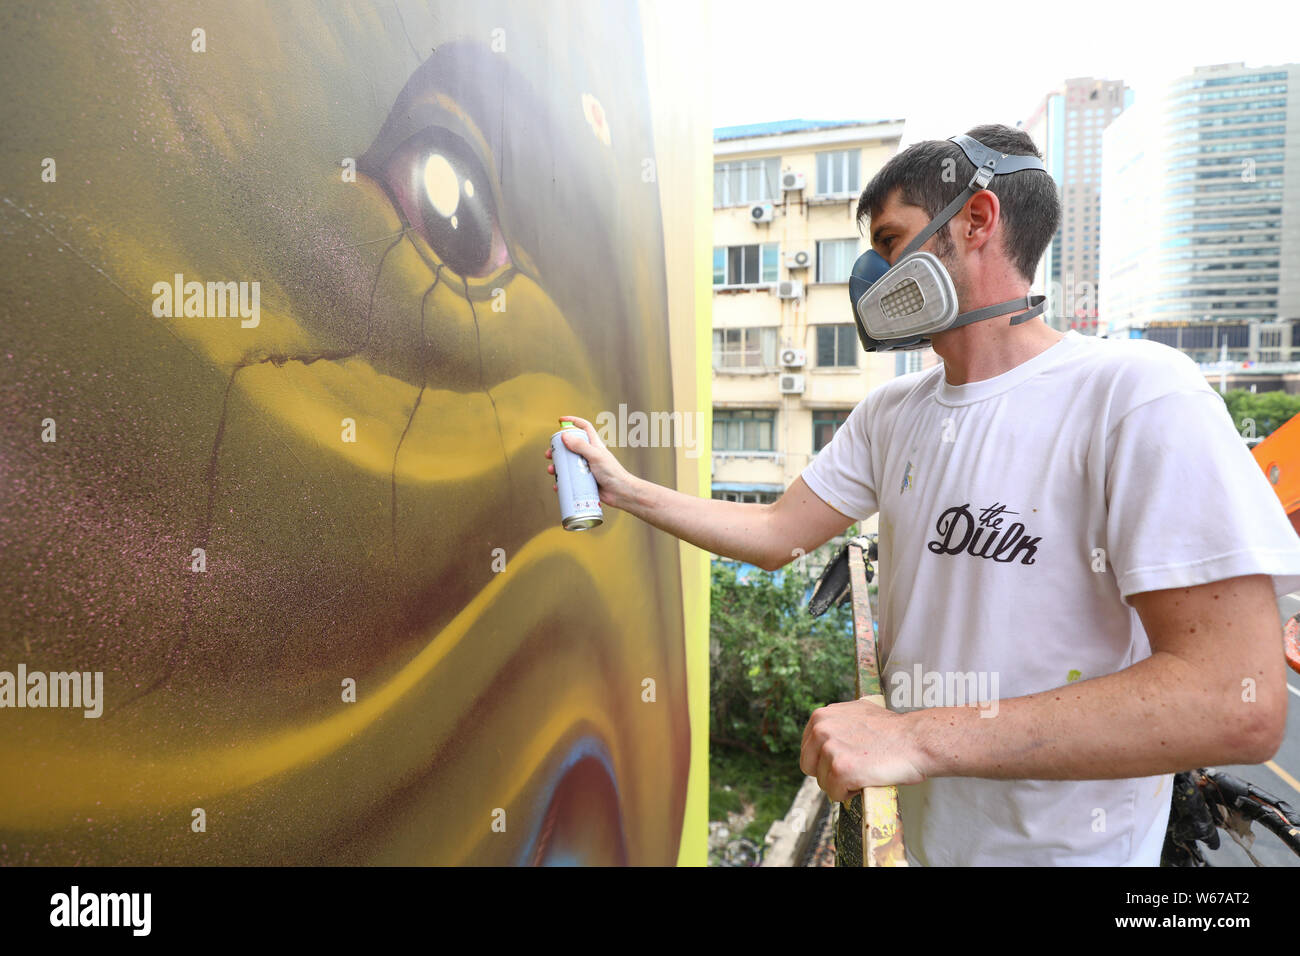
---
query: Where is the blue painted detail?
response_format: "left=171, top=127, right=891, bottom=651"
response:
left=516, top=734, right=621, bottom=867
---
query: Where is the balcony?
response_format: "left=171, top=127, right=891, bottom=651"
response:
left=712, top=450, right=784, bottom=464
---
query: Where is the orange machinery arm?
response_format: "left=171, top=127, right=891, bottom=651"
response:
left=1254, top=413, right=1300, bottom=535
left=1252, top=414, right=1300, bottom=673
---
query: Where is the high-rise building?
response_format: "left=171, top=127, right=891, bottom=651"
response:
left=1021, top=77, right=1134, bottom=333
left=1100, top=62, right=1300, bottom=361
left=710, top=119, right=919, bottom=524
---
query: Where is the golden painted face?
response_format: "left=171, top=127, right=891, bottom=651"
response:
left=0, top=0, right=689, bottom=864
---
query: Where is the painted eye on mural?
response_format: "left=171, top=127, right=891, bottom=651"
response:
left=369, top=126, right=512, bottom=279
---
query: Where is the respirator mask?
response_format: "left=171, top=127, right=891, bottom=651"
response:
left=848, top=134, right=1050, bottom=352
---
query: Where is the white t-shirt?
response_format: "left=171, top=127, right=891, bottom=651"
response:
left=800, top=329, right=1300, bottom=866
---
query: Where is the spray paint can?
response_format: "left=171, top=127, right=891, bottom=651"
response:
left=550, top=421, right=603, bottom=531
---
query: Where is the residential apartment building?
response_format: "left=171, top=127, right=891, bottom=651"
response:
left=1099, top=62, right=1300, bottom=354
left=711, top=119, right=925, bottom=538
left=1021, top=77, right=1134, bottom=333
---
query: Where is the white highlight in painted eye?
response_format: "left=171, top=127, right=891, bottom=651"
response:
left=422, top=154, right=460, bottom=221
left=464, top=179, right=475, bottom=198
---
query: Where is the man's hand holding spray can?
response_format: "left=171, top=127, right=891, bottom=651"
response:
left=545, top=416, right=639, bottom=530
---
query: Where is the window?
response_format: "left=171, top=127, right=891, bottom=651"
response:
left=817, top=239, right=858, bottom=283
left=816, top=149, right=860, bottom=196
left=761, top=243, right=779, bottom=283
left=713, top=409, right=776, bottom=452
left=895, top=350, right=924, bottom=375
left=714, top=242, right=779, bottom=286
left=713, top=327, right=777, bottom=368
left=712, top=489, right=780, bottom=504
left=729, top=245, right=758, bottom=285
left=714, top=158, right=780, bottom=207
left=812, top=409, right=851, bottom=452
left=816, top=324, right=858, bottom=367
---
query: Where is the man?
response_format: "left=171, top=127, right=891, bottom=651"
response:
left=547, top=123, right=1300, bottom=864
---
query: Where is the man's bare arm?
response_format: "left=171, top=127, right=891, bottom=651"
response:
left=620, top=474, right=856, bottom=572
left=906, top=573, right=1287, bottom=779
left=545, top=416, right=855, bottom=571
left=801, top=574, right=1288, bottom=798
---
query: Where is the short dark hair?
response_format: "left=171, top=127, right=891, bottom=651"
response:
left=856, top=124, right=1060, bottom=283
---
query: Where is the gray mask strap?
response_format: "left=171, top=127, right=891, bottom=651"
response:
left=1008, top=296, right=1047, bottom=325
left=897, top=183, right=978, bottom=260
left=898, top=140, right=1046, bottom=261
left=949, top=294, right=1047, bottom=328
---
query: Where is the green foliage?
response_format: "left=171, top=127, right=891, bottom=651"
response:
left=1220, top=389, right=1300, bottom=440
left=709, top=557, right=856, bottom=758
left=744, top=768, right=804, bottom=843
left=709, top=743, right=807, bottom=845
left=709, top=780, right=743, bottom=820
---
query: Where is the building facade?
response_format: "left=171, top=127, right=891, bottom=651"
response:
left=711, top=119, right=925, bottom=535
left=1099, top=62, right=1300, bottom=353
left=1021, top=76, right=1134, bottom=333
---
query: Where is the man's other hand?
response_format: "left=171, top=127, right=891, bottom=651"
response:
left=799, top=698, right=927, bottom=802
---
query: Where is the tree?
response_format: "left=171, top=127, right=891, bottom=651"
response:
left=1220, top=389, right=1300, bottom=441
left=710, top=559, right=856, bottom=757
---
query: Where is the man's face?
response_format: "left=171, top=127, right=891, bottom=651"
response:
left=868, top=187, right=965, bottom=295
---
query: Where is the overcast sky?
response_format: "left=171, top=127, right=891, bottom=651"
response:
left=711, top=0, right=1297, bottom=145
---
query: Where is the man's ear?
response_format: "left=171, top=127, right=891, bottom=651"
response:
left=960, top=189, right=1001, bottom=252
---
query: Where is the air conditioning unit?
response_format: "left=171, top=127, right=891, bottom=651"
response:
left=781, top=170, right=806, bottom=191
left=785, top=249, right=810, bottom=269
left=750, top=202, right=774, bottom=223
left=779, top=373, right=805, bottom=394
left=776, top=279, right=803, bottom=299
left=780, top=348, right=807, bottom=367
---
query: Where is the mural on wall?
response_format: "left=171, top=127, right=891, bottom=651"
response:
left=0, top=0, right=707, bottom=864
